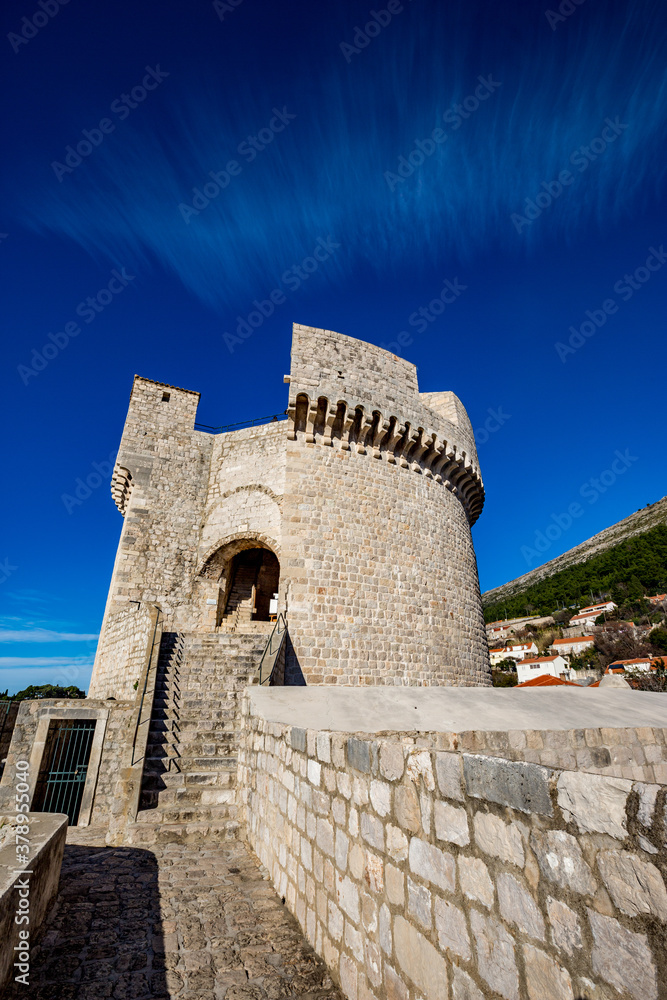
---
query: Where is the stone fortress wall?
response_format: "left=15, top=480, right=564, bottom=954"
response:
left=90, top=322, right=491, bottom=696
left=241, top=704, right=667, bottom=1000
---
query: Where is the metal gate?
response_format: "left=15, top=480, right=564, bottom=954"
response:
left=32, top=719, right=97, bottom=825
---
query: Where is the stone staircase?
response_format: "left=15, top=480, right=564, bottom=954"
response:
left=221, top=562, right=258, bottom=630
left=125, top=628, right=270, bottom=845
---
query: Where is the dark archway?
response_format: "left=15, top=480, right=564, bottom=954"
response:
left=221, top=547, right=280, bottom=625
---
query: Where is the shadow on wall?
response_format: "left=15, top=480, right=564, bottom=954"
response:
left=283, top=634, right=306, bottom=686
left=4, top=845, right=165, bottom=998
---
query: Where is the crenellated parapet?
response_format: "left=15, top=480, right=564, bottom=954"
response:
left=286, top=392, right=485, bottom=525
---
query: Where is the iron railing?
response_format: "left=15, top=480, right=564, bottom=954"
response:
left=131, top=606, right=163, bottom=767
left=195, top=411, right=288, bottom=434
left=0, top=700, right=15, bottom=746
left=258, top=613, right=287, bottom=685
left=0, top=700, right=16, bottom=779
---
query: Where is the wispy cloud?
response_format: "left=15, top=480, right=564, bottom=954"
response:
left=0, top=630, right=98, bottom=643
left=0, top=656, right=95, bottom=669
left=8, top=1, right=667, bottom=312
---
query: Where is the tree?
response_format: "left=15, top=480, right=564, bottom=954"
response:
left=649, top=628, right=667, bottom=653
left=0, top=684, right=85, bottom=702
left=568, top=648, right=599, bottom=672
left=492, top=670, right=517, bottom=687
left=496, top=658, right=518, bottom=672
left=592, top=625, right=652, bottom=674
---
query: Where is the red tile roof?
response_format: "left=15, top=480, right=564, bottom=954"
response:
left=516, top=675, right=580, bottom=688
left=552, top=636, right=595, bottom=645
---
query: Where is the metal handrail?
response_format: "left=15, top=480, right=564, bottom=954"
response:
left=0, top=700, right=14, bottom=746
left=195, top=411, right=288, bottom=434
left=258, top=613, right=287, bottom=685
left=131, top=605, right=163, bottom=766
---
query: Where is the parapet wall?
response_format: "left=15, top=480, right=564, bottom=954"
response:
left=240, top=700, right=667, bottom=1000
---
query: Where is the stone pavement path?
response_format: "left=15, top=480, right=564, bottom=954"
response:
left=5, top=828, right=343, bottom=1000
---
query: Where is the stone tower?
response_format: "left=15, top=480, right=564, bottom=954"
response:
left=90, top=323, right=490, bottom=692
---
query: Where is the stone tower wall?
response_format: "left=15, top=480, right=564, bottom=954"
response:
left=281, top=325, right=490, bottom=686
left=92, top=377, right=212, bottom=693
left=198, top=421, right=286, bottom=565
left=282, top=442, right=489, bottom=684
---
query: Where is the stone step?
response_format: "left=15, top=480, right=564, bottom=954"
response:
left=124, top=817, right=241, bottom=845
left=139, top=781, right=234, bottom=808
left=140, top=770, right=226, bottom=791
left=179, top=756, right=238, bottom=771
left=136, top=798, right=235, bottom=824
left=148, top=720, right=180, bottom=733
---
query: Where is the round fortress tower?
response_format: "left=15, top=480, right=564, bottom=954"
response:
left=281, top=324, right=489, bottom=685
left=90, top=323, right=490, bottom=696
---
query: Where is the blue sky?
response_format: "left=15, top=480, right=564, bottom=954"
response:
left=1, top=0, right=666, bottom=694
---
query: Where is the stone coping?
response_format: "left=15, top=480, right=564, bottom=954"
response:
left=247, top=686, right=667, bottom=734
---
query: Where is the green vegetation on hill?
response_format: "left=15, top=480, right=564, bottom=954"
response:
left=0, top=684, right=86, bottom=702
left=484, top=524, right=667, bottom=622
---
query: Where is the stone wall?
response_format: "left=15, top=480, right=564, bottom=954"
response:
left=410, top=725, right=667, bottom=784
left=0, top=699, right=135, bottom=827
left=90, top=602, right=159, bottom=700
left=97, top=376, right=212, bottom=636
left=0, top=813, right=67, bottom=993
left=200, top=421, right=285, bottom=561
left=282, top=443, right=489, bottom=685
left=240, top=708, right=667, bottom=1000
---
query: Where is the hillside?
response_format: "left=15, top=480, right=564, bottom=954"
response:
left=482, top=496, right=667, bottom=614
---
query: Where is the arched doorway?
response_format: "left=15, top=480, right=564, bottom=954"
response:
left=199, top=536, right=281, bottom=629
left=220, top=547, right=280, bottom=626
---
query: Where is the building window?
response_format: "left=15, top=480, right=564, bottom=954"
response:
left=162, top=392, right=170, bottom=402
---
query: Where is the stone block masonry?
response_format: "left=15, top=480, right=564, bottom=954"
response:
left=89, top=600, right=159, bottom=700
left=240, top=702, right=667, bottom=1000
left=0, top=698, right=134, bottom=826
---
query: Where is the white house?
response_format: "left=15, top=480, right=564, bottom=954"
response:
left=489, top=648, right=514, bottom=666
left=548, top=636, right=595, bottom=659
left=504, top=642, right=538, bottom=660
left=516, top=655, right=569, bottom=685
left=578, top=601, right=617, bottom=617
left=608, top=657, right=654, bottom=673
left=568, top=612, right=600, bottom=630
